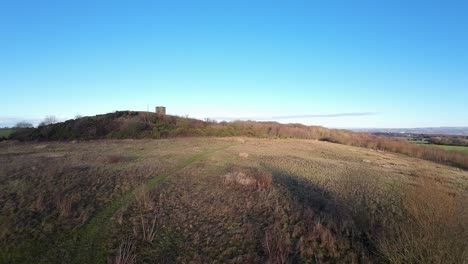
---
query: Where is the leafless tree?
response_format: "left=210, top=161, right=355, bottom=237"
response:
left=14, top=121, right=33, bottom=128
left=39, top=115, right=57, bottom=126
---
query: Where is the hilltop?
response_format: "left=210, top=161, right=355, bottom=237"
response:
left=8, top=110, right=344, bottom=141
left=7, top=111, right=468, bottom=169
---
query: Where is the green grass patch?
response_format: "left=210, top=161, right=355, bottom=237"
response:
left=425, top=144, right=468, bottom=154
left=409, top=140, right=429, bottom=144
left=409, top=141, right=468, bottom=154
left=0, top=128, right=14, bottom=138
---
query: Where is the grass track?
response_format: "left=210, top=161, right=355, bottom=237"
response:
left=40, top=143, right=235, bottom=264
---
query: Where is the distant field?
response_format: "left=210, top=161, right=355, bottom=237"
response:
left=408, top=140, right=468, bottom=153
left=408, top=140, right=429, bottom=144
left=0, top=128, right=14, bottom=138
left=427, top=144, right=468, bottom=153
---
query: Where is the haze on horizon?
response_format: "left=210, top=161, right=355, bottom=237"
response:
left=1, top=1, right=467, bottom=128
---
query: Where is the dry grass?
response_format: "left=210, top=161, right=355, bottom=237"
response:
left=112, top=238, right=136, bottom=264
left=379, top=178, right=468, bottom=263
left=107, top=154, right=132, bottom=164
left=55, top=192, right=77, bottom=218
left=133, top=214, right=158, bottom=244
left=134, top=186, right=154, bottom=211
left=0, top=138, right=232, bottom=263
left=263, top=226, right=290, bottom=264
left=1, top=137, right=466, bottom=263
left=133, top=187, right=159, bottom=244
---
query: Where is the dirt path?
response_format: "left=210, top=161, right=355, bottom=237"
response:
left=39, top=144, right=234, bottom=264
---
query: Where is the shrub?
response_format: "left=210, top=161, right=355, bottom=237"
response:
left=107, top=155, right=130, bottom=164
left=222, top=167, right=272, bottom=189
left=118, top=119, right=146, bottom=138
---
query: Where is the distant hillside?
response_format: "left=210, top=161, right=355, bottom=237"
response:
left=353, top=127, right=468, bottom=136
left=8, top=111, right=468, bottom=169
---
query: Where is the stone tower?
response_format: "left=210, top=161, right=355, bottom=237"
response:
left=156, top=106, right=166, bottom=115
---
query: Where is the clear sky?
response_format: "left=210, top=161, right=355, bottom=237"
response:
left=1, top=0, right=467, bottom=128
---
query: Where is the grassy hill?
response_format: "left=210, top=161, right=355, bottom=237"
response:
left=9, top=111, right=342, bottom=141
left=8, top=111, right=468, bottom=169
left=0, top=138, right=466, bottom=263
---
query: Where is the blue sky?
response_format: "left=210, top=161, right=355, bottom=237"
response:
left=1, top=0, right=467, bottom=128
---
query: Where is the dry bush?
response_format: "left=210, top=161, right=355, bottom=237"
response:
left=239, top=152, right=249, bottom=158
left=117, top=118, right=147, bottom=138
left=222, top=167, right=272, bottom=189
left=295, top=221, right=340, bottom=261
left=112, top=238, right=136, bottom=264
left=31, top=193, right=45, bottom=212
left=56, top=198, right=72, bottom=218
left=55, top=192, right=80, bottom=218
left=106, top=154, right=133, bottom=164
left=112, top=207, right=126, bottom=225
left=133, top=187, right=159, bottom=244
left=134, top=186, right=155, bottom=212
left=310, top=223, right=337, bottom=255
left=133, top=214, right=158, bottom=244
left=263, top=226, right=290, bottom=264
left=222, top=171, right=257, bottom=187
left=257, top=170, right=273, bottom=188
left=130, top=213, right=159, bottom=244
left=378, top=178, right=468, bottom=263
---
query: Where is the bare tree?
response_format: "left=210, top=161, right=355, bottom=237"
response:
left=14, top=121, right=33, bottom=128
left=39, top=115, right=57, bottom=126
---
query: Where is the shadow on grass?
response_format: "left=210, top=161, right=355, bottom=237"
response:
left=263, top=163, right=376, bottom=262
left=265, top=163, right=348, bottom=223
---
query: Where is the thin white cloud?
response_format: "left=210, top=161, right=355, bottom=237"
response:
left=209, top=112, right=375, bottom=121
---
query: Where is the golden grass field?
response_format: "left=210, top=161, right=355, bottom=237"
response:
left=1, top=137, right=467, bottom=263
